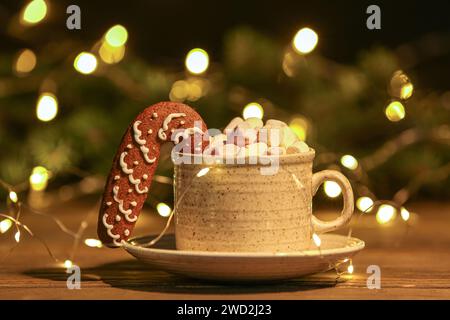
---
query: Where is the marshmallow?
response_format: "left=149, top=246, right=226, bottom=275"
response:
left=222, top=143, right=241, bottom=159
left=280, top=127, right=298, bottom=148
left=259, top=127, right=282, bottom=147
left=224, top=117, right=244, bottom=132
left=287, top=141, right=309, bottom=154
left=268, top=146, right=286, bottom=156
left=245, top=117, right=264, bottom=130
left=265, top=119, right=288, bottom=128
left=234, top=122, right=258, bottom=146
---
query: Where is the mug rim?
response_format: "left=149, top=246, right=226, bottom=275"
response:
left=172, top=147, right=316, bottom=166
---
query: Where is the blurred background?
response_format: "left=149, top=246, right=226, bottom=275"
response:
left=0, top=0, right=449, bottom=229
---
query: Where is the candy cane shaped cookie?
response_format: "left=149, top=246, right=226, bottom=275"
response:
left=97, top=102, right=208, bottom=247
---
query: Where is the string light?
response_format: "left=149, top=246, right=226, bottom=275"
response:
left=21, top=0, right=47, bottom=25
left=390, top=70, right=414, bottom=100
left=36, top=93, right=58, bottom=122
left=14, top=49, right=37, bottom=74
left=185, top=48, right=209, bottom=75
left=289, top=117, right=308, bottom=141
left=385, top=101, right=406, bottom=122
left=99, top=42, right=125, bottom=64
left=196, top=168, right=210, bottom=177
left=312, top=233, right=321, bottom=247
left=356, top=196, right=374, bottom=212
left=9, top=191, right=18, bottom=203
left=104, top=25, right=128, bottom=47
left=340, top=155, right=358, bottom=170
left=64, top=260, right=73, bottom=268
left=400, top=207, right=410, bottom=221
left=347, top=262, right=354, bottom=274
left=376, top=204, right=397, bottom=224
left=14, top=230, right=21, bottom=243
left=242, top=102, right=264, bottom=120
left=29, top=166, right=49, bottom=191
left=323, top=181, right=342, bottom=198
left=74, top=52, right=98, bottom=75
left=156, top=203, right=172, bottom=217
left=0, top=219, right=13, bottom=233
left=84, top=238, right=102, bottom=248
left=292, top=27, right=318, bottom=54
left=400, top=83, right=414, bottom=100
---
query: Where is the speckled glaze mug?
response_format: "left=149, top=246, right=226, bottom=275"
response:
left=173, top=149, right=354, bottom=252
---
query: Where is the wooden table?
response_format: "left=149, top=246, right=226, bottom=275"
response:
left=1, top=201, right=449, bottom=299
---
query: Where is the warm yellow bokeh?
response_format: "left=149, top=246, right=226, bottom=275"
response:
left=104, top=25, right=128, bottom=47
left=29, top=166, right=49, bottom=191
left=15, top=49, right=37, bottom=74
left=36, top=93, right=58, bottom=122
left=385, top=101, right=405, bottom=122
left=292, top=27, right=318, bottom=54
left=156, top=203, right=172, bottom=217
left=323, top=181, right=342, bottom=198
left=99, top=42, right=125, bottom=64
left=21, top=0, right=47, bottom=25
left=185, top=48, right=209, bottom=74
left=340, top=155, right=358, bottom=170
left=356, top=196, right=374, bottom=212
left=376, top=204, right=396, bottom=224
left=74, top=52, right=98, bottom=74
left=242, top=102, right=264, bottom=120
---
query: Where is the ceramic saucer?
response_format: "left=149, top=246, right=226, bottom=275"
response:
left=123, top=234, right=364, bottom=281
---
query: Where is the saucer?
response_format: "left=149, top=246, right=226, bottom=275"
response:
left=123, top=234, right=364, bottom=281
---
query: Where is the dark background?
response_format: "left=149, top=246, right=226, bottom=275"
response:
left=2, top=0, right=450, bottom=89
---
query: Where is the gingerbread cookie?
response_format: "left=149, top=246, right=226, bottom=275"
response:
left=97, top=102, right=208, bottom=247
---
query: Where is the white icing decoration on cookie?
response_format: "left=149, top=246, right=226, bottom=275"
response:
left=124, top=229, right=130, bottom=236
left=106, top=202, right=112, bottom=206
left=127, top=144, right=133, bottom=149
left=152, top=112, right=158, bottom=118
left=142, top=174, right=148, bottom=180
left=135, top=184, right=148, bottom=194
left=140, top=145, right=156, bottom=164
left=102, top=214, right=121, bottom=246
left=131, top=201, right=137, bottom=207
left=128, top=189, right=133, bottom=193
left=133, top=121, right=146, bottom=145
left=119, top=152, right=134, bottom=174
left=148, top=129, right=153, bottom=134
left=158, top=113, right=186, bottom=141
left=113, top=185, right=137, bottom=222
left=114, top=175, right=120, bottom=180
left=128, top=174, right=148, bottom=195
left=133, top=161, right=139, bottom=165
left=115, top=215, right=121, bottom=222
left=173, top=127, right=204, bottom=144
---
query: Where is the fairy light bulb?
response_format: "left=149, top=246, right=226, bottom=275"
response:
left=9, top=191, right=18, bottom=203
left=84, top=238, right=103, bottom=248
left=196, top=168, right=210, bottom=177
left=340, top=155, right=358, bottom=170
left=21, top=0, right=47, bottom=25
left=242, top=102, right=264, bottom=120
left=312, top=233, right=321, bottom=247
left=74, top=52, right=98, bottom=75
left=36, top=93, right=58, bottom=122
left=400, top=207, right=410, bottom=221
left=64, top=260, right=73, bottom=268
left=14, top=49, right=37, bottom=74
left=29, top=166, right=49, bottom=191
left=99, top=42, right=125, bottom=64
left=0, top=219, right=13, bottom=233
left=156, top=203, right=172, bottom=217
left=324, top=181, right=342, bottom=198
left=14, top=230, right=21, bottom=243
left=289, top=117, right=308, bottom=141
left=104, top=25, right=128, bottom=47
left=185, top=48, right=209, bottom=75
left=400, top=83, right=414, bottom=100
left=385, top=101, right=406, bottom=122
left=347, top=262, right=354, bottom=274
left=292, top=27, right=318, bottom=54
left=376, top=204, right=397, bottom=224
left=356, top=197, right=374, bottom=213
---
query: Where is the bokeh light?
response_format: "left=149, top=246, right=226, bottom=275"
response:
left=340, top=155, right=358, bottom=170
left=390, top=70, right=414, bottom=100
left=74, top=52, right=98, bottom=75
left=376, top=204, right=397, bottom=224
left=14, top=231, right=21, bottom=243
left=385, top=101, right=405, bottom=122
left=99, top=42, right=125, bottom=64
left=400, top=83, right=414, bottom=100
left=185, top=48, right=209, bottom=74
left=400, top=207, right=410, bottom=221
left=29, top=166, right=49, bottom=191
left=156, top=202, right=172, bottom=217
left=84, top=238, right=103, bottom=248
left=104, top=25, right=128, bottom=47
left=21, top=0, right=47, bottom=25
left=356, top=196, right=374, bottom=212
left=324, top=181, right=342, bottom=198
left=36, top=93, right=58, bottom=122
left=196, top=168, right=210, bottom=177
left=242, top=102, right=264, bottom=120
left=64, top=260, right=73, bottom=268
left=292, top=27, right=318, bottom=54
left=0, top=219, right=13, bottom=233
left=14, top=49, right=37, bottom=74
left=289, top=117, right=308, bottom=141
left=9, top=191, right=18, bottom=203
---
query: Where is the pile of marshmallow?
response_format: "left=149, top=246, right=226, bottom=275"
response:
left=203, top=117, right=309, bottom=158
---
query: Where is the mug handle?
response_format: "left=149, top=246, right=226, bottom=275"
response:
left=311, top=170, right=354, bottom=233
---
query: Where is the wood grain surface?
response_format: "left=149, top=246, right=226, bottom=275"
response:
left=0, top=201, right=449, bottom=299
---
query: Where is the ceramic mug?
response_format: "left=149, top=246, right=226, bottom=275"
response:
left=173, top=148, right=354, bottom=252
